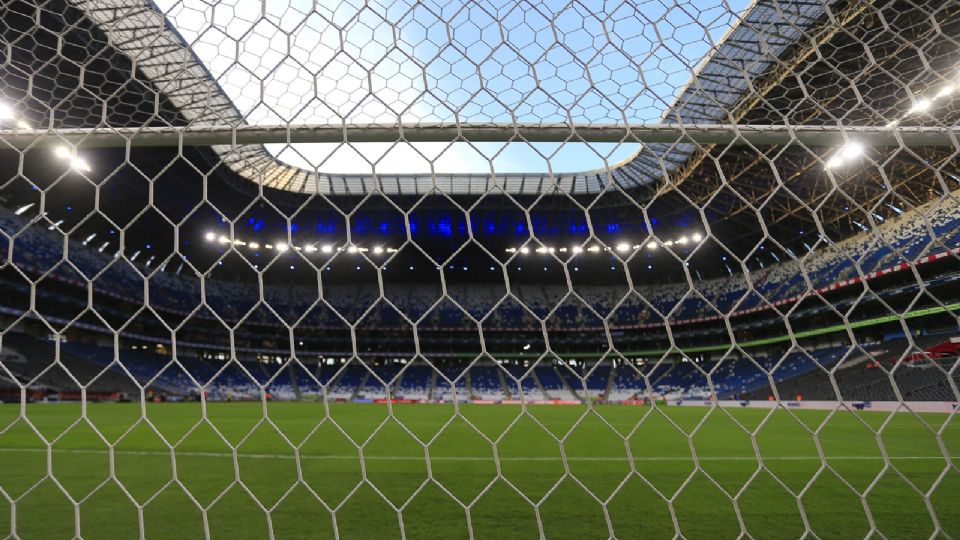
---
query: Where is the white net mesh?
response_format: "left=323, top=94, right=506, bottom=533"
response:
left=0, top=0, right=958, bottom=538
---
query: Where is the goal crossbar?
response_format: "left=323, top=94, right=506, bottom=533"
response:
left=2, top=124, right=957, bottom=149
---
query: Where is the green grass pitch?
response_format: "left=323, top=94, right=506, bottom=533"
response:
left=0, top=402, right=957, bottom=539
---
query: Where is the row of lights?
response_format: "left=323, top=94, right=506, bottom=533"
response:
left=53, top=146, right=91, bottom=172
left=889, top=80, right=957, bottom=126
left=0, top=102, right=32, bottom=130
left=505, top=233, right=704, bottom=255
left=827, top=78, right=958, bottom=169
left=204, top=232, right=399, bottom=255
left=0, top=102, right=91, bottom=172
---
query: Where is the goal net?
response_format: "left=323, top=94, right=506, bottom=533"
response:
left=0, top=0, right=957, bottom=538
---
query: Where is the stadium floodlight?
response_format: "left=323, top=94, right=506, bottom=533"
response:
left=276, top=243, right=289, bottom=252
left=70, top=157, right=91, bottom=172
left=677, top=236, right=688, bottom=245
left=616, top=243, right=631, bottom=252
left=825, top=141, right=864, bottom=169
left=936, top=85, right=956, bottom=98
left=249, top=242, right=260, bottom=249
left=910, top=98, right=932, bottom=114
left=535, top=247, right=547, bottom=253
left=647, top=241, right=658, bottom=249
left=572, top=246, right=583, bottom=254
left=347, top=245, right=358, bottom=253
left=204, top=232, right=215, bottom=241
left=54, top=146, right=70, bottom=158
left=519, top=247, right=530, bottom=254
left=840, top=142, right=864, bottom=160
left=218, top=235, right=230, bottom=244
left=373, top=246, right=383, bottom=254
left=587, top=245, right=601, bottom=252
left=304, top=245, right=316, bottom=253
left=321, top=245, right=333, bottom=253
left=15, top=120, right=29, bottom=130
left=0, top=103, right=12, bottom=120
left=691, top=233, right=703, bottom=242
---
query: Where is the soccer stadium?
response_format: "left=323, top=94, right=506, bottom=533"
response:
left=0, top=0, right=958, bottom=537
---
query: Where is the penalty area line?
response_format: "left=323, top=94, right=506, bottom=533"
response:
left=0, top=448, right=954, bottom=462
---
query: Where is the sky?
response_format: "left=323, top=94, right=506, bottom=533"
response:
left=154, top=0, right=751, bottom=175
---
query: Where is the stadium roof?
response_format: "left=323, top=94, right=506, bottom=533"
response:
left=70, top=0, right=830, bottom=196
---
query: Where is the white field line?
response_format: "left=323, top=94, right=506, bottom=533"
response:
left=0, top=447, right=954, bottom=462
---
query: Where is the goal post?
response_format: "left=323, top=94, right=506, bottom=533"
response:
left=4, top=124, right=959, bottom=148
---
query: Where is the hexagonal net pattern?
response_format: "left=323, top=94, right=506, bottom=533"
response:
left=0, top=0, right=958, bottom=538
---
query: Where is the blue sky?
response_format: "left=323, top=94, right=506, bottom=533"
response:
left=155, top=0, right=750, bottom=174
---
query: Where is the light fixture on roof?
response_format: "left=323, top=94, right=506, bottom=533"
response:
left=15, top=120, right=29, bottom=130
left=615, top=243, right=630, bottom=252
left=519, top=246, right=530, bottom=254
left=825, top=141, right=864, bottom=169
left=0, top=103, right=13, bottom=121
left=571, top=246, right=583, bottom=254
left=646, top=241, right=658, bottom=250
left=249, top=242, right=260, bottom=249
left=839, top=142, right=864, bottom=160
left=935, top=85, right=956, bottom=99
left=346, top=245, right=358, bottom=254
left=321, top=245, right=333, bottom=253
left=53, top=146, right=91, bottom=172
left=909, top=98, right=932, bottom=114
left=204, top=232, right=216, bottom=241
left=586, top=245, right=600, bottom=252
left=373, top=246, right=383, bottom=254
left=691, top=233, right=703, bottom=242
left=535, top=246, right=547, bottom=253
left=70, top=157, right=91, bottom=172
left=276, top=243, right=289, bottom=252
left=676, top=236, right=688, bottom=245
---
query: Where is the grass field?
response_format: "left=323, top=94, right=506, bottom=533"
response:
left=0, top=402, right=957, bottom=539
